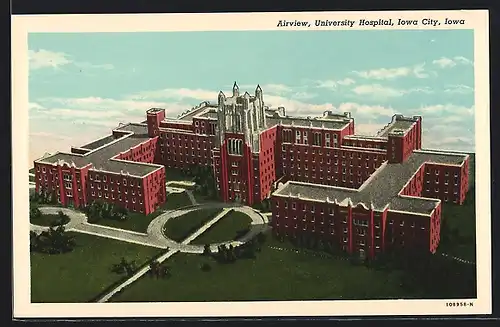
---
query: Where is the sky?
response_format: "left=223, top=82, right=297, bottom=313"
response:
left=28, top=30, right=475, bottom=163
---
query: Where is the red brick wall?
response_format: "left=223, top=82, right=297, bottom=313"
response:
left=385, top=211, right=432, bottom=253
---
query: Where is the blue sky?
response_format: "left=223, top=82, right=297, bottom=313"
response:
left=28, top=30, right=475, bottom=162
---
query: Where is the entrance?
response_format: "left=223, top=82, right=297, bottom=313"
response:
left=359, top=248, right=366, bottom=261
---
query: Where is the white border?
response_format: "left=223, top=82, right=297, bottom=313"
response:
left=12, top=10, right=491, bottom=318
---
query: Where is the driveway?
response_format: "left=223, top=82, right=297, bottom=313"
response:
left=33, top=202, right=268, bottom=253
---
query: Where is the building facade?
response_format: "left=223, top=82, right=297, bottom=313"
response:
left=34, top=82, right=470, bottom=257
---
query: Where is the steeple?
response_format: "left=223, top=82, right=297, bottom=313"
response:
left=255, top=84, right=262, bottom=94
left=218, top=91, right=225, bottom=104
left=232, top=81, right=239, bottom=97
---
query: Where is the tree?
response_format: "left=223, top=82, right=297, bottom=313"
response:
left=202, top=244, right=212, bottom=256
left=200, top=262, right=212, bottom=272
left=316, top=239, right=325, bottom=252
left=149, top=261, right=160, bottom=278
left=256, top=232, right=267, bottom=244
left=50, top=192, right=58, bottom=205
left=227, top=244, right=237, bottom=262
left=30, top=231, right=40, bottom=252
left=52, top=210, right=69, bottom=226
left=31, top=226, right=76, bottom=254
left=30, top=207, right=42, bottom=220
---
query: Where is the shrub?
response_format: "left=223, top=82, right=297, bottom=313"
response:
left=200, top=262, right=212, bottom=272
left=202, top=244, right=212, bottom=256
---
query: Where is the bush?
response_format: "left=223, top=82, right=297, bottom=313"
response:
left=202, top=244, right=212, bottom=256
left=200, top=262, right=212, bottom=272
left=51, top=211, right=70, bottom=226
left=256, top=232, right=267, bottom=244
left=30, top=207, right=42, bottom=220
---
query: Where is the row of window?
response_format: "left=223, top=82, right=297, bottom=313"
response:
left=163, top=141, right=210, bottom=150
left=91, top=190, right=142, bottom=204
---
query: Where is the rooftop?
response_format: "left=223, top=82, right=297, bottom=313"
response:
left=376, top=115, right=419, bottom=138
left=177, top=102, right=216, bottom=121
left=80, top=135, right=116, bottom=150
left=35, top=123, right=163, bottom=177
left=266, top=116, right=351, bottom=130
left=274, top=149, right=468, bottom=215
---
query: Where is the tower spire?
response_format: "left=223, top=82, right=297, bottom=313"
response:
left=232, top=81, right=239, bottom=97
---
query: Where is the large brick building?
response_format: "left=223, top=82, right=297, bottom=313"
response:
left=33, top=83, right=470, bottom=257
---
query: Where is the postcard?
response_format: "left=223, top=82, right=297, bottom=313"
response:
left=12, top=9, right=491, bottom=318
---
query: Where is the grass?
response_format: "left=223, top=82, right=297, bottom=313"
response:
left=30, top=214, right=69, bottom=227
left=110, top=233, right=420, bottom=302
left=438, top=187, right=476, bottom=262
left=31, top=232, right=161, bottom=303
left=191, top=211, right=252, bottom=245
left=161, top=192, right=193, bottom=210
left=111, top=229, right=476, bottom=302
left=89, top=192, right=193, bottom=233
left=165, top=167, right=194, bottom=182
left=163, top=208, right=223, bottom=242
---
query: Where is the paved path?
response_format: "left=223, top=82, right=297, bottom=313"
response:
left=31, top=185, right=268, bottom=303
left=165, top=186, right=185, bottom=194
left=185, top=190, right=198, bottom=205
left=97, top=248, right=180, bottom=303
left=440, top=252, right=476, bottom=265
left=33, top=203, right=267, bottom=254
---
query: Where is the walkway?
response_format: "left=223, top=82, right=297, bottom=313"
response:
left=33, top=203, right=268, bottom=254
left=97, top=248, right=179, bottom=303
left=34, top=202, right=268, bottom=303
left=440, top=252, right=476, bottom=265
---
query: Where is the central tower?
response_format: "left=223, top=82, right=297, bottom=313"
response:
left=214, top=82, right=269, bottom=204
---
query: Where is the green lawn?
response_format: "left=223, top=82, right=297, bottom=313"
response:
left=191, top=211, right=252, bottom=245
left=438, top=187, right=476, bottom=262
left=90, top=192, right=193, bottom=233
left=31, top=232, right=161, bottom=303
left=30, top=214, right=68, bottom=227
left=165, top=167, right=194, bottom=182
left=161, top=191, right=193, bottom=210
left=163, top=208, right=223, bottom=242
left=111, top=229, right=476, bottom=302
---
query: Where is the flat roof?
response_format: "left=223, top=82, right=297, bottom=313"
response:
left=115, top=123, right=150, bottom=136
left=35, top=124, right=163, bottom=177
left=377, top=119, right=416, bottom=137
left=274, top=150, right=468, bottom=215
left=266, top=116, right=351, bottom=130
left=177, top=102, right=217, bottom=121
left=80, top=135, right=117, bottom=150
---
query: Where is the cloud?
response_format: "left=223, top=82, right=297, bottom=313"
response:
left=352, top=62, right=432, bottom=80
left=432, top=56, right=473, bottom=68
left=28, top=49, right=114, bottom=71
left=334, top=103, right=395, bottom=118
left=29, top=83, right=475, bottom=160
left=351, top=84, right=433, bottom=99
left=444, top=84, right=474, bottom=94
left=28, top=49, right=72, bottom=70
left=337, top=78, right=356, bottom=86
left=413, top=63, right=431, bottom=78
left=315, top=78, right=356, bottom=90
left=418, top=103, right=474, bottom=117
left=291, top=92, right=317, bottom=100
left=128, top=88, right=217, bottom=102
